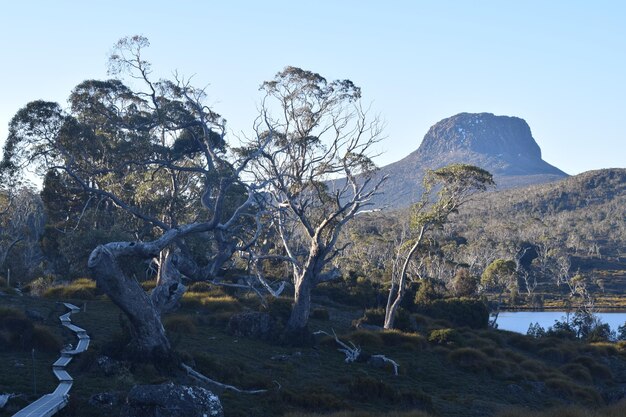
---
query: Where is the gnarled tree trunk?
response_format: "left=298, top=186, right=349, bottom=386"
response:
left=88, top=244, right=172, bottom=360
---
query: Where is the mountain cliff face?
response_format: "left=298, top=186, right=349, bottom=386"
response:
left=371, top=113, right=568, bottom=208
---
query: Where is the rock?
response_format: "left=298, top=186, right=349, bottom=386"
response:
left=88, top=391, right=122, bottom=408
left=120, top=382, right=223, bottom=417
left=228, top=312, right=276, bottom=340
left=96, top=355, right=125, bottom=376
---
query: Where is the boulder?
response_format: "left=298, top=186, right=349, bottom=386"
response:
left=120, top=382, right=223, bottom=417
left=88, top=391, right=123, bottom=408
left=228, top=311, right=276, bottom=340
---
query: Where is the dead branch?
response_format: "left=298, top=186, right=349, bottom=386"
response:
left=181, top=363, right=267, bottom=394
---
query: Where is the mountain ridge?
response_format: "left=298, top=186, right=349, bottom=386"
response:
left=368, top=112, right=569, bottom=208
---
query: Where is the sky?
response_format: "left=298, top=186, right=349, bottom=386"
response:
left=1, top=1, right=624, bottom=176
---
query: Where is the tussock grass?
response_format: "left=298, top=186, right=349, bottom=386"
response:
left=379, top=329, right=427, bottom=349
left=495, top=400, right=626, bottom=417
left=448, top=347, right=489, bottom=371
left=284, top=412, right=434, bottom=417
left=43, top=278, right=98, bottom=300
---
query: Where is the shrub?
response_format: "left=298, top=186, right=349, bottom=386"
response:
left=311, top=308, right=330, bottom=321
left=163, top=315, right=197, bottom=334
left=31, top=325, right=62, bottom=352
left=560, top=363, right=593, bottom=384
left=414, top=298, right=488, bottom=329
left=380, top=330, right=427, bottom=349
left=346, top=375, right=432, bottom=409
left=346, top=330, right=384, bottom=349
left=352, top=308, right=385, bottom=328
left=262, top=297, right=293, bottom=323
left=353, top=308, right=412, bottom=332
left=448, top=347, right=489, bottom=371
left=573, top=356, right=613, bottom=380
left=428, top=328, right=460, bottom=346
left=0, top=307, right=34, bottom=347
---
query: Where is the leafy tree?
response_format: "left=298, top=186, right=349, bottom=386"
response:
left=245, top=66, right=386, bottom=339
left=384, top=164, right=494, bottom=329
left=1, top=36, right=266, bottom=360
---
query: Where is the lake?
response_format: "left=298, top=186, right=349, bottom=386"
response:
left=495, top=311, right=626, bottom=334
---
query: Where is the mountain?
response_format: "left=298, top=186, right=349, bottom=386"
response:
left=370, top=112, right=568, bottom=208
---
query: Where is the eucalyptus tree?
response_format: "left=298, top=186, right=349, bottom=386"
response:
left=0, top=183, right=44, bottom=281
left=1, top=36, right=267, bottom=360
left=384, top=164, right=494, bottom=329
left=244, top=67, right=386, bottom=338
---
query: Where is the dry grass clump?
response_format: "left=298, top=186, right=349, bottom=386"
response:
left=43, top=278, right=98, bottom=300
left=584, top=342, right=619, bottom=357
left=379, top=329, right=427, bottom=350
left=181, top=291, right=241, bottom=313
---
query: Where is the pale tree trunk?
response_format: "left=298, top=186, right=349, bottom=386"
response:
left=287, top=272, right=313, bottom=333
left=384, top=225, right=425, bottom=329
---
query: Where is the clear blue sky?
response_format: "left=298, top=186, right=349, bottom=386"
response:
left=1, top=1, right=624, bottom=175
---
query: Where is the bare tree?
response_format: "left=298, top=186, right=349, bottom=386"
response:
left=244, top=67, right=386, bottom=339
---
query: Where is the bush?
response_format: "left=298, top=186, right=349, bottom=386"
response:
left=353, top=308, right=412, bottom=332
left=346, top=330, right=384, bottom=349
left=448, top=347, right=489, bottom=371
left=346, top=375, right=432, bottom=409
left=31, top=325, right=62, bottom=352
left=262, top=297, right=293, bottom=323
left=311, top=308, right=330, bottom=321
left=428, top=328, right=460, bottom=346
left=414, top=298, right=488, bottom=329
left=163, top=315, right=197, bottom=334
left=26, top=276, right=55, bottom=296
left=0, top=307, right=34, bottom=347
left=379, top=330, right=427, bottom=350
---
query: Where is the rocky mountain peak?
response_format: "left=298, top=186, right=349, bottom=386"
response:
left=363, top=112, right=569, bottom=208
left=416, top=112, right=542, bottom=162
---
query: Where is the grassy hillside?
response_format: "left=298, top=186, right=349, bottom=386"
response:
left=2, top=284, right=626, bottom=417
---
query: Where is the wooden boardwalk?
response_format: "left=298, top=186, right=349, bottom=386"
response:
left=11, top=303, right=90, bottom=417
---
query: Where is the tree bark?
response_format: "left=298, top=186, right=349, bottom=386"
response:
left=384, top=225, right=425, bottom=330
left=88, top=244, right=171, bottom=361
left=287, top=273, right=313, bottom=333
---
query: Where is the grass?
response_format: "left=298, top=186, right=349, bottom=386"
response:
left=2, top=290, right=626, bottom=417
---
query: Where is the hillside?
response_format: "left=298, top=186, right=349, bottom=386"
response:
left=3, top=288, right=626, bottom=417
left=368, top=113, right=568, bottom=208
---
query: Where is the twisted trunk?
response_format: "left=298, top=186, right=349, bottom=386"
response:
left=88, top=244, right=172, bottom=360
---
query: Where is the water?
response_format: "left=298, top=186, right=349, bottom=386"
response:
left=495, top=311, right=626, bottom=334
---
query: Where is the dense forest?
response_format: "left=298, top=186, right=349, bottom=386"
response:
left=1, top=37, right=625, bottom=417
